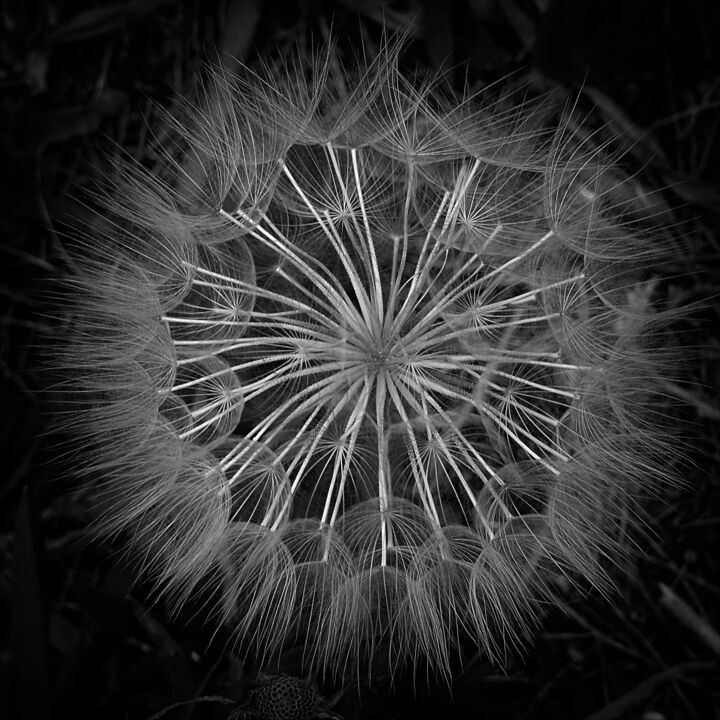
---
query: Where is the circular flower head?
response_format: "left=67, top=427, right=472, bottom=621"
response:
left=55, top=39, right=684, bottom=681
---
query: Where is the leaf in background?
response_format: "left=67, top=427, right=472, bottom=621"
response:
left=50, top=0, right=166, bottom=43
left=10, top=484, right=50, bottom=717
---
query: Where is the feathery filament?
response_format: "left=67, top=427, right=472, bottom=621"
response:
left=54, top=41, right=682, bottom=681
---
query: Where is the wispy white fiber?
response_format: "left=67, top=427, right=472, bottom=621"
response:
left=51, top=37, right=686, bottom=682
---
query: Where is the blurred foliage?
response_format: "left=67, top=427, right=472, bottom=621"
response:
left=1, top=1, right=718, bottom=718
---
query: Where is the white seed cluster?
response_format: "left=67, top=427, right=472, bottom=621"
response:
left=57, top=42, right=680, bottom=678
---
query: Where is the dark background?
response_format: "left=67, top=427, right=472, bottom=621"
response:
left=1, top=1, right=719, bottom=718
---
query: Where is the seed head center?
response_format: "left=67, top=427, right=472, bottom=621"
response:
left=363, top=320, right=407, bottom=373
left=367, top=344, right=392, bottom=370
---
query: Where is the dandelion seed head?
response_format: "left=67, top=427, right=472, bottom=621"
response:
left=52, top=38, right=686, bottom=682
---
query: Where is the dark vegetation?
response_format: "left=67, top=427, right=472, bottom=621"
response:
left=1, top=1, right=718, bottom=717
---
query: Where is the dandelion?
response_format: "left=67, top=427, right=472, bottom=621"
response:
left=52, top=38, right=684, bottom=682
